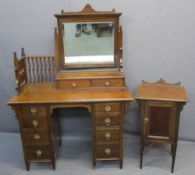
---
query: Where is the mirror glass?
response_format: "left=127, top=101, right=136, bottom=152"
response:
left=63, top=21, right=114, bottom=67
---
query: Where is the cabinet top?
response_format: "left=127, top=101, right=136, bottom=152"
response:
left=135, top=79, right=188, bottom=102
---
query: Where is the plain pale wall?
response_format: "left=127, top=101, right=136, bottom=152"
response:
left=0, top=0, right=195, bottom=141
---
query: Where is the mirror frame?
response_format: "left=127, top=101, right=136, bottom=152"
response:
left=54, top=4, right=121, bottom=71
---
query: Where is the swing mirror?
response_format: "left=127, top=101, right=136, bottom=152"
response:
left=55, top=4, right=121, bottom=70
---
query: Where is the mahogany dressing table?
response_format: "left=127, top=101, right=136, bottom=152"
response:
left=7, top=4, right=133, bottom=171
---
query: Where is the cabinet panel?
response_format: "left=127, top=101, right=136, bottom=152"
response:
left=144, top=101, right=176, bottom=143
left=149, top=106, right=171, bottom=137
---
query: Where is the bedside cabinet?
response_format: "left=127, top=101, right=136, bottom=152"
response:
left=135, top=79, right=188, bottom=173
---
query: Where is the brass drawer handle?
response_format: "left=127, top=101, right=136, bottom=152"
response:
left=30, top=107, right=37, bottom=115
left=36, top=150, right=42, bottom=157
left=105, top=132, right=111, bottom=140
left=105, top=105, right=111, bottom=113
left=144, top=118, right=149, bottom=122
left=32, top=120, right=39, bottom=128
left=105, top=148, right=111, bottom=155
left=105, top=118, right=111, bottom=126
left=105, top=81, right=110, bottom=87
left=72, top=83, right=77, bottom=87
left=34, top=134, right=40, bottom=140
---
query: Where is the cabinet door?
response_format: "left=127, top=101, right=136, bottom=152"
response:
left=144, top=101, right=176, bottom=143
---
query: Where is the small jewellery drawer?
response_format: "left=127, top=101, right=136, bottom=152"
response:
left=96, top=144, right=120, bottom=159
left=20, top=106, right=47, bottom=117
left=96, top=128, right=120, bottom=143
left=95, top=112, right=120, bottom=126
left=23, top=129, right=49, bottom=144
left=57, top=79, right=90, bottom=89
left=92, top=79, right=124, bottom=87
left=94, top=103, right=121, bottom=112
left=27, top=145, right=51, bottom=160
left=22, top=117, right=47, bottom=129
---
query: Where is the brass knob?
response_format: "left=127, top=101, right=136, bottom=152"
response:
left=32, top=120, right=39, bottom=128
left=36, top=150, right=42, bottom=157
left=105, top=148, right=111, bottom=155
left=105, top=132, right=111, bottom=140
left=105, top=118, right=111, bottom=126
left=34, top=134, right=40, bottom=140
left=144, top=118, right=149, bottom=122
left=72, top=83, right=77, bottom=87
left=105, top=81, right=110, bottom=87
left=30, top=107, right=37, bottom=115
left=105, top=105, right=111, bottom=113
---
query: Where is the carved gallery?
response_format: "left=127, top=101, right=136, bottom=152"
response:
left=1, top=1, right=194, bottom=175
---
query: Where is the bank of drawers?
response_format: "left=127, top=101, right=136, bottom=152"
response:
left=20, top=106, right=52, bottom=162
left=57, top=78, right=124, bottom=89
left=94, top=103, right=121, bottom=160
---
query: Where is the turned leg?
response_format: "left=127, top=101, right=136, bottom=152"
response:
left=25, top=161, right=30, bottom=171
left=171, top=143, right=174, bottom=154
left=139, top=101, right=145, bottom=169
left=140, top=123, right=144, bottom=169
left=59, top=137, right=62, bottom=146
left=171, top=141, right=177, bottom=173
left=120, top=159, right=123, bottom=169
left=171, top=106, right=182, bottom=173
left=93, top=159, right=96, bottom=169
left=140, top=141, right=144, bottom=169
left=52, top=160, right=56, bottom=170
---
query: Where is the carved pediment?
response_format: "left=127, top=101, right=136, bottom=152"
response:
left=80, top=4, right=96, bottom=13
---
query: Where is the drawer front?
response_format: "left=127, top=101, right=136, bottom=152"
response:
left=96, top=128, right=120, bottom=143
left=22, top=117, right=48, bottom=129
left=57, top=79, right=90, bottom=89
left=95, top=112, right=120, bottom=126
left=20, top=106, right=47, bottom=117
left=96, top=144, right=120, bottom=159
left=92, top=78, right=124, bottom=87
left=24, top=129, right=49, bottom=144
left=94, top=103, right=121, bottom=112
left=27, top=145, right=51, bottom=160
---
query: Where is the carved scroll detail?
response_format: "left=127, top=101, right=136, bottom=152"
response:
left=142, top=79, right=181, bottom=85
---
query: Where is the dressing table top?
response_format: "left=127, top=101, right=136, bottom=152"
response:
left=8, top=82, right=133, bottom=105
